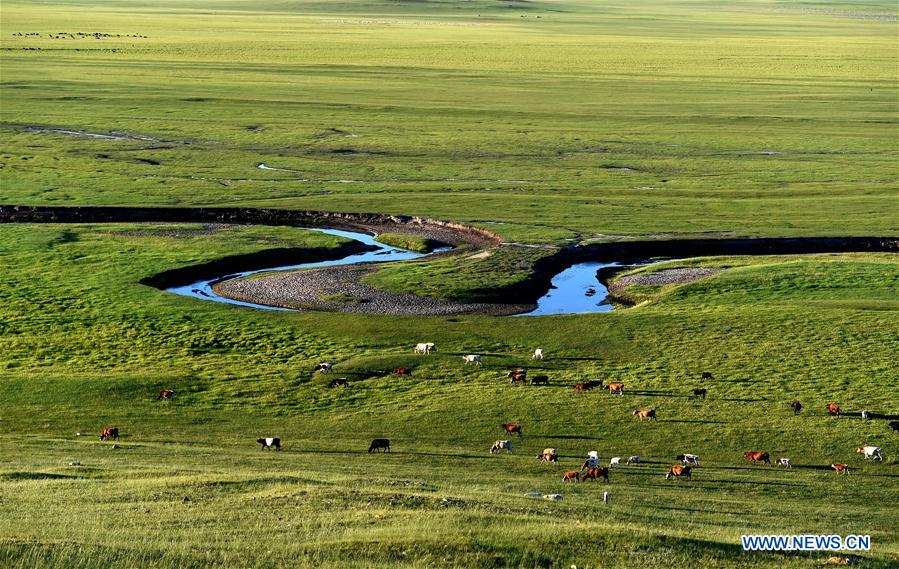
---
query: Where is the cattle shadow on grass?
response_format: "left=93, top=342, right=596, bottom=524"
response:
left=663, top=419, right=728, bottom=424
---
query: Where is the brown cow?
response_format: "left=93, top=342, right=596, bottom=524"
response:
left=100, top=427, right=119, bottom=441
left=508, top=370, right=527, bottom=384
left=744, top=451, right=771, bottom=465
left=562, top=471, right=580, bottom=482
left=368, top=439, right=390, bottom=453
left=156, top=389, right=175, bottom=401
left=530, top=375, right=549, bottom=386
left=701, top=371, right=713, bottom=380
left=582, top=466, right=609, bottom=482
left=826, top=403, right=841, bottom=417
left=574, top=382, right=591, bottom=392
left=791, top=400, right=802, bottom=415
left=501, top=423, right=523, bottom=437
left=632, top=408, right=657, bottom=421
left=831, top=463, right=849, bottom=475
left=607, top=383, right=624, bottom=395
left=536, top=448, right=558, bottom=463
left=665, top=465, right=692, bottom=480
left=692, top=388, right=707, bottom=399
left=393, top=367, right=411, bottom=376
left=328, top=377, right=349, bottom=388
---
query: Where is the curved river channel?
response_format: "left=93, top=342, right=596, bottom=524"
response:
left=167, top=227, right=649, bottom=316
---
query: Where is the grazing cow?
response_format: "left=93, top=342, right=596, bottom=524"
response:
left=701, top=371, right=713, bottom=380
left=315, top=362, right=333, bottom=373
left=368, top=439, right=390, bottom=453
left=532, top=348, right=544, bottom=360
left=890, top=421, right=899, bottom=432
left=627, top=455, right=640, bottom=465
left=609, top=457, right=622, bottom=467
left=831, top=463, right=849, bottom=475
left=860, top=409, right=871, bottom=420
left=157, top=389, right=175, bottom=401
left=508, top=369, right=527, bottom=384
left=574, top=382, right=592, bottom=392
left=99, top=427, right=119, bottom=441
left=501, top=423, right=523, bottom=437
left=583, top=466, right=609, bottom=482
left=744, top=451, right=771, bottom=465
left=489, top=439, right=512, bottom=454
left=692, top=388, right=707, bottom=399
left=393, top=367, right=412, bottom=376
left=257, top=437, right=281, bottom=451
left=791, top=400, right=803, bottom=415
left=665, top=465, right=692, bottom=480
left=581, top=451, right=600, bottom=470
left=530, top=375, right=549, bottom=386
left=537, top=448, right=558, bottom=463
left=632, top=408, right=656, bottom=421
left=607, top=383, right=624, bottom=395
left=775, top=458, right=792, bottom=468
left=677, top=453, right=700, bottom=466
left=414, top=342, right=435, bottom=355
left=328, top=377, right=349, bottom=388
left=585, top=379, right=603, bottom=390
left=856, top=446, right=883, bottom=461
left=562, top=471, right=580, bottom=482
left=462, top=354, right=482, bottom=366
left=826, top=403, right=841, bottom=417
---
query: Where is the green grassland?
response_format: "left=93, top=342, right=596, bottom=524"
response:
left=2, top=0, right=897, bottom=241
left=2, top=0, right=899, bottom=567
left=1, top=224, right=897, bottom=568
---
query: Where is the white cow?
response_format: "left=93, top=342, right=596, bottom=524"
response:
left=414, top=342, right=435, bottom=355
left=532, top=348, right=544, bottom=360
left=627, top=455, right=640, bottom=465
left=678, top=453, right=700, bottom=466
left=315, top=362, right=333, bottom=373
left=609, top=457, right=622, bottom=467
left=490, top=440, right=512, bottom=454
left=856, top=446, right=884, bottom=461
left=463, top=354, right=481, bottom=366
left=775, top=458, right=792, bottom=468
left=581, top=451, right=600, bottom=470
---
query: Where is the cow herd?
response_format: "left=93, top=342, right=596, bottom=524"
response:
left=89, top=346, right=889, bottom=491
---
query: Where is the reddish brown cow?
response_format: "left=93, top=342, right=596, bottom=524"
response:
left=501, top=423, right=523, bottom=437
left=574, top=382, right=590, bottom=392
left=393, top=367, right=412, bottom=376
left=582, top=466, right=609, bottom=482
left=508, top=370, right=527, bottom=384
left=791, top=400, right=802, bottom=415
left=632, top=408, right=657, bottom=421
left=100, top=427, right=119, bottom=441
left=692, top=388, right=707, bottom=399
left=666, top=465, right=692, bottom=479
left=607, top=383, right=624, bottom=395
left=744, top=451, right=771, bottom=465
left=157, top=389, right=175, bottom=401
left=562, top=471, right=580, bottom=482
left=831, top=463, right=850, bottom=475
left=826, top=403, right=841, bottom=417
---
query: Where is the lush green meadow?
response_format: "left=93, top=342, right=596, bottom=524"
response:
left=2, top=0, right=897, bottom=241
left=1, top=0, right=898, bottom=567
left=1, top=224, right=897, bottom=568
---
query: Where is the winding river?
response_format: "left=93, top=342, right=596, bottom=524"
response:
left=166, top=227, right=638, bottom=316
